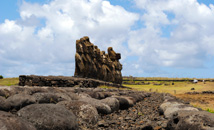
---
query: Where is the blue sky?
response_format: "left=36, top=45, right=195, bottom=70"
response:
left=0, top=0, right=214, bottom=78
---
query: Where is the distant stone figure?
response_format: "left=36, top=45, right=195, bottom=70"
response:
left=74, top=36, right=123, bottom=84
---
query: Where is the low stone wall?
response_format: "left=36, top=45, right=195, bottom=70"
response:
left=19, top=75, right=129, bottom=88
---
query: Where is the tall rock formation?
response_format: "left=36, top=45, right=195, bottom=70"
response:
left=74, top=36, right=122, bottom=84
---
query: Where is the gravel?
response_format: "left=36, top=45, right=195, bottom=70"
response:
left=79, top=92, right=168, bottom=130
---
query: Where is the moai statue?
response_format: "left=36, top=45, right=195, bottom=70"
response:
left=79, top=36, right=93, bottom=78
left=95, top=47, right=102, bottom=80
left=107, top=47, right=122, bottom=84
left=108, top=47, right=117, bottom=61
left=88, top=44, right=98, bottom=78
left=74, top=40, right=85, bottom=77
left=74, top=36, right=123, bottom=84
left=115, top=70, right=122, bottom=84
left=115, top=54, right=123, bottom=84
left=105, top=54, right=114, bottom=82
left=100, top=51, right=107, bottom=81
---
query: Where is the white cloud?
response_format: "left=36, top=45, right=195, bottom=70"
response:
left=0, top=0, right=139, bottom=77
left=128, top=0, right=214, bottom=74
left=1, top=0, right=214, bottom=78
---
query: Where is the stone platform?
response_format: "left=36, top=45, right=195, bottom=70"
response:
left=19, top=75, right=129, bottom=88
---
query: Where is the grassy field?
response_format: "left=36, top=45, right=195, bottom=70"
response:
left=123, top=76, right=214, bottom=81
left=175, top=94, right=214, bottom=113
left=0, top=78, right=19, bottom=86
left=124, top=81, right=214, bottom=112
left=124, top=81, right=214, bottom=94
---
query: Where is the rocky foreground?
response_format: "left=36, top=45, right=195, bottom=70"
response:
left=0, top=86, right=214, bottom=130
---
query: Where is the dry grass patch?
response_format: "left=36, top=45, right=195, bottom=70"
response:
left=124, top=81, right=214, bottom=113
left=0, top=78, right=19, bottom=86
left=175, top=94, right=214, bottom=112
left=124, top=82, right=214, bottom=94
left=99, top=85, right=131, bottom=90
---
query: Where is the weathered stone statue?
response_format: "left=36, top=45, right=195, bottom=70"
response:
left=74, top=36, right=123, bottom=84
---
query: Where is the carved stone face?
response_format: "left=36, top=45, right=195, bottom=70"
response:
left=76, top=40, right=83, bottom=53
left=92, top=46, right=98, bottom=58
left=90, top=46, right=94, bottom=54
left=83, top=36, right=90, bottom=42
left=96, top=48, right=101, bottom=61
left=87, top=45, right=93, bottom=54
left=108, top=47, right=117, bottom=61
left=105, top=54, right=113, bottom=66
left=101, top=52, right=107, bottom=64
left=108, top=47, right=113, bottom=54
left=99, top=51, right=103, bottom=62
left=80, top=38, right=85, bottom=43
left=96, top=48, right=100, bottom=56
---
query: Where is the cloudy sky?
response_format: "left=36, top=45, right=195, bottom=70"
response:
left=1, top=0, right=214, bottom=78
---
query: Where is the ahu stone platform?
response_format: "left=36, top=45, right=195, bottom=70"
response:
left=19, top=75, right=128, bottom=88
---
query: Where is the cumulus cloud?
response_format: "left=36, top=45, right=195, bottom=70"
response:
left=127, top=0, right=214, bottom=76
left=0, top=0, right=139, bottom=77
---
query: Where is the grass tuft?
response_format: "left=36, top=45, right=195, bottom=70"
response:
left=207, top=108, right=214, bottom=113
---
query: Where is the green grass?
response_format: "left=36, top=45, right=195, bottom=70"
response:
left=192, top=104, right=214, bottom=113
left=125, top=81, right=214, bottom=114
left=99, top=85, right=116, bottom=89
left=123, top=76, right=214, bottom=81
left=124, top=81, right=214, bottom=94
left=0, top=78, right=19, bottom=86
left=207, top=108, right=214, bottom=113
left=99, top=85, right=131, bottom=90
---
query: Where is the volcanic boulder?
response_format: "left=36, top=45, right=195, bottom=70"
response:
left=17, top=104, right=78, bottom=130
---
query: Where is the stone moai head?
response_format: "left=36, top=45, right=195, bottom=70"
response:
left=82, top=36, right=94, bottom=54
left=88, top=43, right=95, bottom=55
left=107, top=47, right=113, bottom=53
left=101, top=51, right=107, bottom=64
left=91, top=45, right=98, bottom=58
left=93, top=46, right=98, bottom=55
left=76, top=40, right=83, bottom=53
left=116, top=53, right=121, bottom=60
left=80, top=37, right=87, bottom=53
left=94, top=46, right=98, bottom=54
left=108, top=47, right=117, bottom=61
left=83, top=36, right=90, bottom=43
left=105, top=54, right=113, bottom=67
